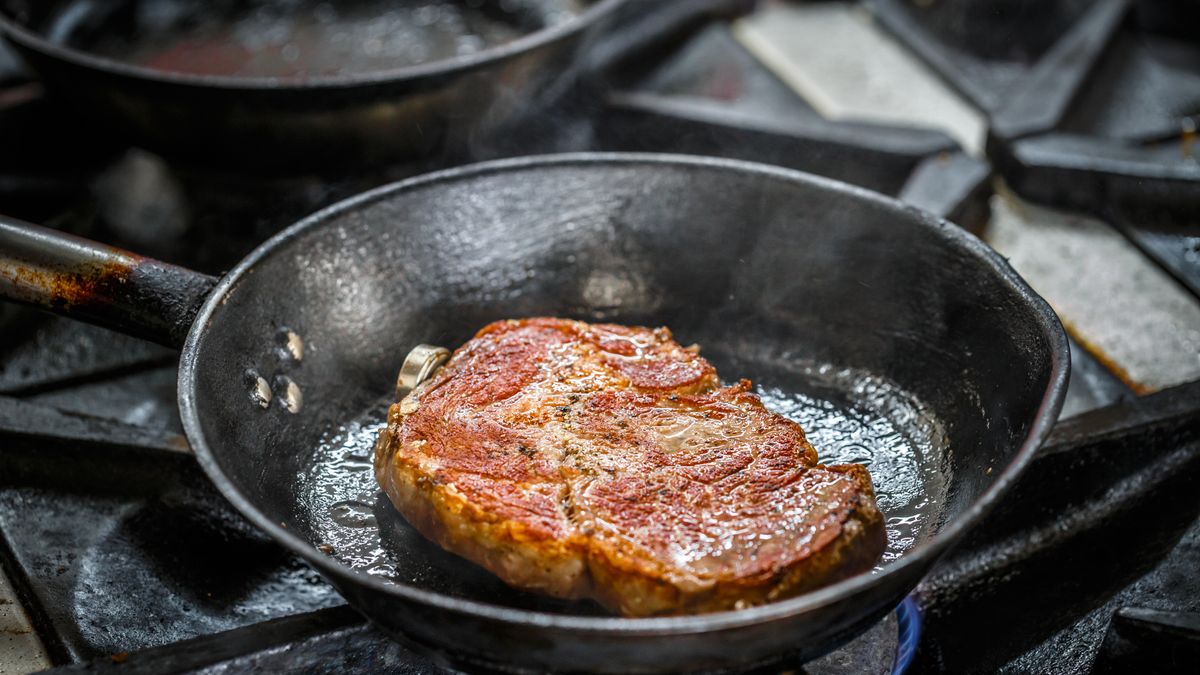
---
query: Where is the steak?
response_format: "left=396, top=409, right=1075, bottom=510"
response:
left=373, top=318, right=886, bottom=616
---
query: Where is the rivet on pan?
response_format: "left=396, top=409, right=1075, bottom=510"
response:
left=275, top=375, right=303, bottom=413
left=276, top=327, right=304, bottom=362
left=246, top=370, right=272, bottom=408
left=396, top=344, right=450, bottom=399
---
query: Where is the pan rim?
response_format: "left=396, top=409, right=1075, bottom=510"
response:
left=0, top=0, right=626, bottom=91
left=179, top=152, right=1070, bottom=636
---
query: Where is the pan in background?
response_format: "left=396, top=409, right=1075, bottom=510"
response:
left=0, top=0, right=629, bottom=170
left=0, top=154, right=1069, bottom=672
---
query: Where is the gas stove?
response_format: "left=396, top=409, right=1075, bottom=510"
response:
left=1, top=1, right=1198, bottom=673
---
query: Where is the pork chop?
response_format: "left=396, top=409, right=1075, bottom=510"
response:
left=373, top=318, right=886, bottom=616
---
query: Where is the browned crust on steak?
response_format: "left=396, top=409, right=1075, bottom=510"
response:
left=374, top=318, right=886, bottom=616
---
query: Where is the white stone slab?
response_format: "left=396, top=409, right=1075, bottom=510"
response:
left=734, top=1, right=987, bottom=155
left=0, top=570, right=49, bottom=675
left=987, top=184, right=1200, bottom=392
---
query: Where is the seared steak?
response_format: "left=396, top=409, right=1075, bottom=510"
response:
left=373, top=318, right=885, bottom=616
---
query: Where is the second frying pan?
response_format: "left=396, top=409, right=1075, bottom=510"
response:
left=0, top=0, right=629, bottom=171
left=0, top=0, right=749, bottom=171
left=0, top=154, right=1068, bottom=672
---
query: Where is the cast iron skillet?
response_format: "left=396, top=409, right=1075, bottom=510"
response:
left=0, top=0, right=727, bottom=170
left=0, top=154, right=1069, bottom=673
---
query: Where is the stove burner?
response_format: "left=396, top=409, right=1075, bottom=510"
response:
left=893, top=597, right=922, bottom=674
left=2, top=5, right=1199, bottom=674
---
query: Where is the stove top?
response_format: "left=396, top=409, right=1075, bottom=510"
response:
left=2, top=2, right=1199, bottom=673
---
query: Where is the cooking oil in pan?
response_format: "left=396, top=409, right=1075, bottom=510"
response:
left=298, top=364, right=947, bottom=610
left=45, top=0, right=585, bottom=78
left=754, top=382, right=946, bottom=569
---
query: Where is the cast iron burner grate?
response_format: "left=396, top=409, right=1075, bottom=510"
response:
left=2, top=7, right=1200, bottom=675
left=983, top=0, right=1200, bottom=255
left=868, top=0, right=1200, bottom=300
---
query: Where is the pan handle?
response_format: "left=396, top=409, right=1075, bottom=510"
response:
left=0, top=215, right=217, bottom=349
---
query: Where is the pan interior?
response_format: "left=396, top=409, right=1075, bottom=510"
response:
left=296, top=355, right=948, bottom=614
left=17, top=0, right=587, bottom=78
left=183, top=156, right=1059, bottom=620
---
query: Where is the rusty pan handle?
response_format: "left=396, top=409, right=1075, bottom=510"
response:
left=0, top=215, right=217, bottom=349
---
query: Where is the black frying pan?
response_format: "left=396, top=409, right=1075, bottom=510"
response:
left=0, top=154, right=1069, bottom=673
left=0, top=0, right=747, bottom=171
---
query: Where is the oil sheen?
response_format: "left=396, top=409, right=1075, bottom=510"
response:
left=297, top=361, right=947, bottom=610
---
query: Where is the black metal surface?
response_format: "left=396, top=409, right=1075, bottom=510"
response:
left=913, top=381, right=1200, bottom=673
left=0, top=391, right=350, bottom=664
left=1106, top=208, right=1200, bottom=300
left=21, top=364, right=181, bottom=431
left=473, top=21, right=992, bottom=232
left=982, top=0, right=1200, bottom=221
left=0, top=394, right=185, bottom=455
left=1060, top=338, right=1133, bottom=420
left=0, top=83, right=120, bottom=222
left=0, top=30, right=20, bottom=81
left=874, top=0, right=1200, bottom=307
left=598, top=91, right=991, bottom=230
left=0, top=317, right=173, bottom=394
left=873, top=0, right=1200, bottom=307
left=1001, top=517, right=1200, bottom=675
left=897, top=152, right=992, bottom=234
left=989, top=132, right=1200, bottom=220
left=1090, top=607, right=1200, bottom=675
left=37, top=603, right=908, bottom=675
left=867, top=0, right=1097, bottom=113
left=617, top=19, right=815, bottom=119
left=983, top=0, right=1128, bottom=141
left=599, top=92, right=953, bottom=198
left=600, top=23, right=992, bottom=231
